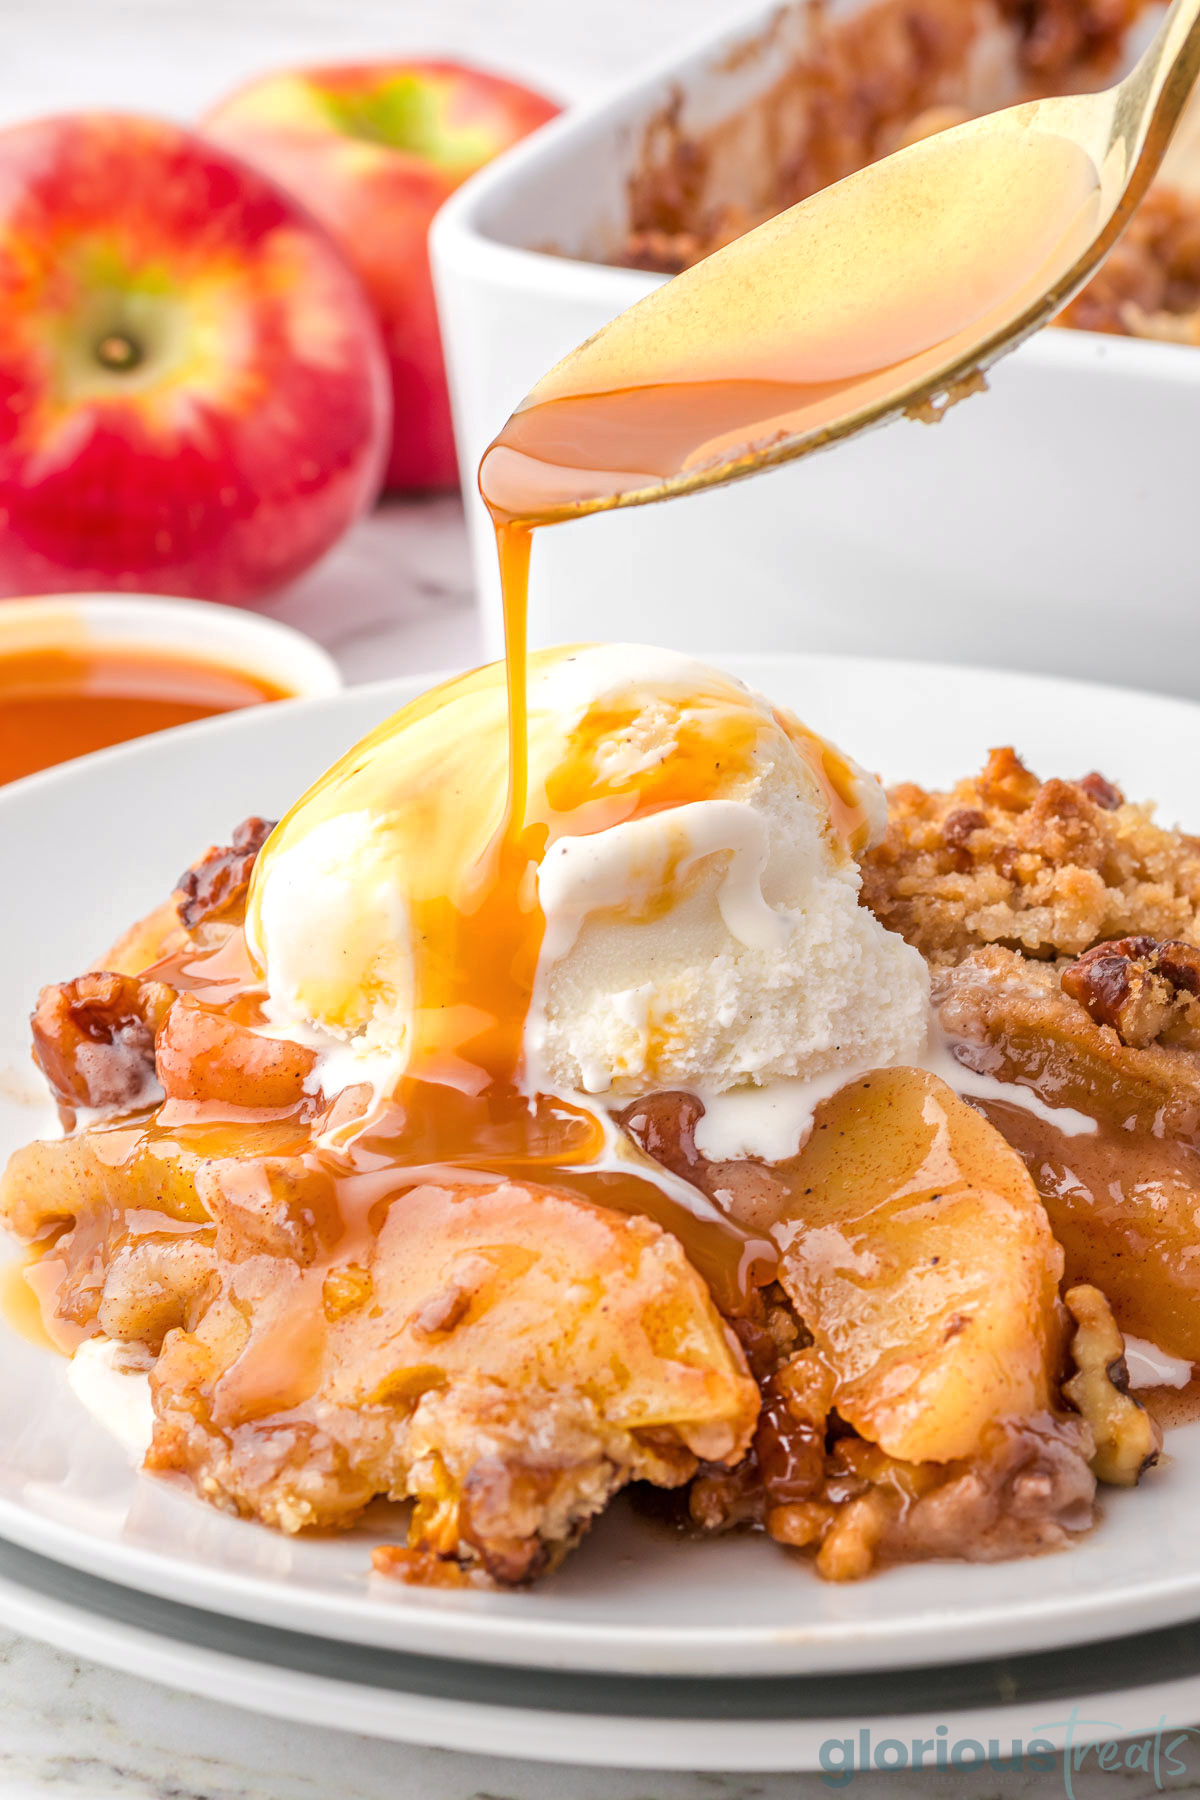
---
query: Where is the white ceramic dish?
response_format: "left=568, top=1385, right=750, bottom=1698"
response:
left=7, top=1534, right=1200, bottom=1771
left=0, top=593, right=341, bottom=708
left=431, top=0, right=1200, bottom=698
left=2, top=652, right=1200, bottom=1680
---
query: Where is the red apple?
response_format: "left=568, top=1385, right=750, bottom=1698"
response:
left=204, top=61, right=559, bottom=493
left=0, top=113, right=390, bottom=606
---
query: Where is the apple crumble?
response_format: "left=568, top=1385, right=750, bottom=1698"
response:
left=2, top=653, right=1185, bottom=1590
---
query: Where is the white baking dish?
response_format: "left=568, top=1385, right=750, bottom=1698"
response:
left=432, top=0, right=1200, bottom=700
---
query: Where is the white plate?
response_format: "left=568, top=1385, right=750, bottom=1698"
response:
left=9, top=1531, right=1200, bottom=1771
left=2, top=652, right=1200, bottom=1681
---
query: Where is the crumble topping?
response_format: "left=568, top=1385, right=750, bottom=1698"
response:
left=861, top=747, right=1200, bottom=964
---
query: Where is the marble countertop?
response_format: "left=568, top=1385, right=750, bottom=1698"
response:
left=0, top=1626, right=1082, bottom=1800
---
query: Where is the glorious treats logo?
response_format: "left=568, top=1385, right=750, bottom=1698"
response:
left=817, top=1712, right=1197, bottom=1791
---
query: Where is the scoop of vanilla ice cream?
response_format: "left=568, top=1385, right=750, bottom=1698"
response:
left=525, top=698, right=929, bottom=1104
left=246, top=644, right=929, bottom=1123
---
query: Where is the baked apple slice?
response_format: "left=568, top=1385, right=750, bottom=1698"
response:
left=0, top=1113, right=309, bottom=1346
left=774, top=1067, right=1065, bottom=1464
left=937, top=946, right=1200, bottom=1359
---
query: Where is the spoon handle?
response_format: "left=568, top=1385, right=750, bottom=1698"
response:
left=1121, top=0, right=1200, bottom=196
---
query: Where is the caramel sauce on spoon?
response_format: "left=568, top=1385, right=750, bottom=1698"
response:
left=479, top=127, right=1100, bottom=529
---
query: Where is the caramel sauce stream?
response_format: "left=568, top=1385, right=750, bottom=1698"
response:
left=470, top=117, right=1105, bottom=1114
left=449, top=124, right=1103, bottom=1340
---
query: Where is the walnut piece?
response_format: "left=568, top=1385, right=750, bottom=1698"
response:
left=175, top=816, right=276, bottom=929
left=31, top=972, right=174, bottom=1114
left=1063, top=1284, right=1161, bottom=1486
left=1078, top=771, right=1125, bottom=811
left=1062, top=936, right=1200, bottom=1049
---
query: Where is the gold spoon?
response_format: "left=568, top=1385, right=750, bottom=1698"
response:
left=479, top=0, right=1200, bottom=527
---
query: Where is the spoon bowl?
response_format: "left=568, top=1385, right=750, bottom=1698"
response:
left=479, top=0, right=1200, bottom=528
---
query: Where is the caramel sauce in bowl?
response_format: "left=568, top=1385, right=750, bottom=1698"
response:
left=0, top=595, right=340, bottom=785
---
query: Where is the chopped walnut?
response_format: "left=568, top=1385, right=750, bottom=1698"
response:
left=1078, top=772, right=1125, bottom=811
left=765, top=1498, right=833, bottom=1549
left=175, top=816, right=276, bottom=929
left=942, top=807, right=988, bottom=851
left=1063, top=1284, right=1161, bottom=1486
left=31, top=972, right=174, bottom=1114
left=816, top=1491, right=893, bottom=1581
left=1062, top=936, right=1200, bottom=1049
left=756, top=1351, right=834, bottom=1509
left=764, top=1422, right=1094, bottom=1581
